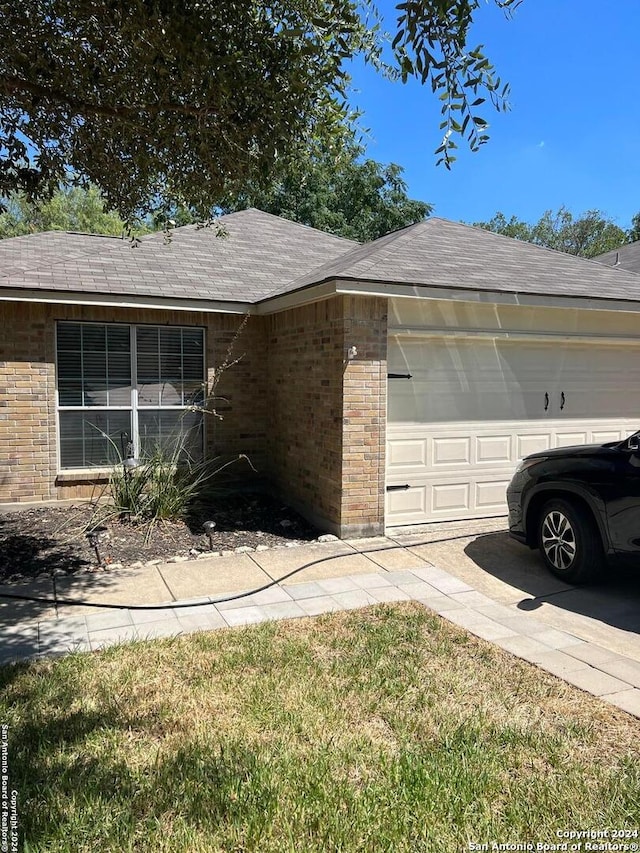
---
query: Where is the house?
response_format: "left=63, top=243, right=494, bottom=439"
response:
left=3, top=208, right=640, bottom=537
left=595, top=240, right=640, bottom=274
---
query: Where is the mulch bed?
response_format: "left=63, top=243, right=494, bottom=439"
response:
left=0, top=492, right=324, bottom=585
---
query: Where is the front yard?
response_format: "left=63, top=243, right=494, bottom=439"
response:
left=0, top=492, right=319, bottom=584
left=1, top=602, right=639, bottom=851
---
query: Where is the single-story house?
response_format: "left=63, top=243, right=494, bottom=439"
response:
left=2, top=208, right=640, bottom=537
left=595, top=240, right=640, bottom=274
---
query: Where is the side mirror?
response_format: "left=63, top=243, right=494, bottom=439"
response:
left=627, top=435, right=640, bottom=453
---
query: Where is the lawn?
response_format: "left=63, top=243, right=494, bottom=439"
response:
left=2, top=602, right=639, bottom=852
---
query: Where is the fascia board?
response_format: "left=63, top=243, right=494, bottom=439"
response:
left=254, top=280, right=338, bottom=314
left=334, top=279, right=640, bottom=314
left=0, top=287, right=252, bottom=315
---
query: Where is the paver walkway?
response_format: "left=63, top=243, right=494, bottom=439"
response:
left=1, top=525, right=640, bottom=718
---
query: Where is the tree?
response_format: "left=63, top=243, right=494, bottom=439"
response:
left=473, top=206, right=627, bottom=258
left=470, top=212, right=532, bottom=243
left=0, top=185, right=126, bottom=238
left=627, top=213, right=640, bottom=244
left=0, top=0, right=520, bottom=221
left=222, top=142, right=432, bottom=241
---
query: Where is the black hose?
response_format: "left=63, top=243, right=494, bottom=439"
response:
left=0, top=529, right=508, bottom=611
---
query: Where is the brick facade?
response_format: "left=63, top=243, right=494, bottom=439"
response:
left=1, top=295, right=387, bottom=537
left=266, top=295, right=387, bottom=537
left=0, top=302, right=54, bottom=503
left=339, top=296, right=387, bottom=536
left=0, top=303, right=266, bottom=503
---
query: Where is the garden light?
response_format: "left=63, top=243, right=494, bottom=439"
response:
left=87, top=527, right=110, bottom=567
left=202, top=520, right=216, bottom=550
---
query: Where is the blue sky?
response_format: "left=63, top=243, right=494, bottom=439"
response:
left=348, top=0, right=640, bottom=228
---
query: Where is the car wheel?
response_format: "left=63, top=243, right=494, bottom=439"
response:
left=537, top=499, right=603, bottom=583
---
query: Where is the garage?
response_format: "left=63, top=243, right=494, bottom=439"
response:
left=386, top=298, right=640, bottom=526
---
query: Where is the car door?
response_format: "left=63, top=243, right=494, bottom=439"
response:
left=602, top=447, right=640, bottom=554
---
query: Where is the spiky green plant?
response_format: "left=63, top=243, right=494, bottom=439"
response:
left=100, top=435, right=248, bottom=538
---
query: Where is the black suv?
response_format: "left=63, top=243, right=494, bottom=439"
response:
left=507, top=431, right=640, bottom=583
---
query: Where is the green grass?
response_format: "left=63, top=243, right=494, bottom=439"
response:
left=2, top=603, right=639, bottom=852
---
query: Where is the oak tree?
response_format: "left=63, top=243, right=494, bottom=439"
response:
left=473, top=207, right=627, bottom=259
left=1, top=0, right=520, bottom=220
left=222, top=142, right=432, bottom=241
left=0, top=184, right=126, bottom=238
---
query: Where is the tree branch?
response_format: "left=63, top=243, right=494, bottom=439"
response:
left=0, top=74, right=218, bottom=120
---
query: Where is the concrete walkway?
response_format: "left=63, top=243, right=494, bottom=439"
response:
left=1, top=520, right=640, bottom=718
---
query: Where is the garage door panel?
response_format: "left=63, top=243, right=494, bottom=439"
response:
left=432, top=482, right=470, bottom=512
left=387, top=440, right=427, bottom=468
left=592, top=430, right=624, bottom=444
left=476, top=435, right=511, bottom=463
left=475, top=480, right=512, bottom=509
left=389, top=338, right=558, bottom=424
left=389, top=338, right=640, bottom=424
left=387, top=333, right=640, bottom=526
left=387, top=420, right=639, bottom=526
left=432, top=437, right=470, bottom=465
left=556, top=431, right=588, bottom=447
left=386, top=485, right=427, bottom=522
left=517, top=433, right=551, bottom=458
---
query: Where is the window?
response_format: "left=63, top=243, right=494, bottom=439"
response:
left=56, top=322, right=205, bottom=469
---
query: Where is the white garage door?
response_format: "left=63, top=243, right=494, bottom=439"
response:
left=386, top=334, right=640, bottom=526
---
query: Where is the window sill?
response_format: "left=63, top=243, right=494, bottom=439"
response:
left=56, top=469, right=113, bottom=483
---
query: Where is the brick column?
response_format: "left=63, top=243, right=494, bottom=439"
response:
left=0, top=302, right=56, bottom=503
left=339, top=296, right=387, bottom=537
left=266, top=294, right=387, bottom=538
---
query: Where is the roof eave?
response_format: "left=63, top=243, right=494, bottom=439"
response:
left=0, top=287, right=252, bottom=315
left=7, top=275, right=640, bottom=318
left=334, top=278, right=640, bottom=313
left=256, top=276, right=640, bottom=314
left=254, top=280, right=338, bottom=314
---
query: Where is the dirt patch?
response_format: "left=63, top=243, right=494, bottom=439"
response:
left=0, top=493, right=325, bottom=584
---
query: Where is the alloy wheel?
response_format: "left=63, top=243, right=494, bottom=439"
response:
left=541, top=510, right=577, bottom=571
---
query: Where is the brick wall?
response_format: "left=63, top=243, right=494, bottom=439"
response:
left=340, top=296, right=387, bottom=536
left=266, top=295, right=387, bottom=536
left=206, top=312, right=268, bottom=482
left=0, top=302, right=54, bottom=502
left=0, top=302, right=267, bottom=503
left=1, top=295, right=388, bottom=538
left=267, top=298, right=345, bottom=530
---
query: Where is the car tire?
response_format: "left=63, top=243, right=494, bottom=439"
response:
left=537, top=498, right=603, bottom=583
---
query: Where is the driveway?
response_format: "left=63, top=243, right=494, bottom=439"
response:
left=390, top=517, right=640, bottom=663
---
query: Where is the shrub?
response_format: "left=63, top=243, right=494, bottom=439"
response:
left=97, top=434, right=248, bottom=540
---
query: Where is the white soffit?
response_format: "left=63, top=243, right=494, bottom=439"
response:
left=334, top=279, right=640, bottom=314
left=0, top=287, right=252, bottom=315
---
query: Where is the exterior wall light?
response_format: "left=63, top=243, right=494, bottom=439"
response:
left=120, top=430, right=140, bottom=474
left=347, top=346, right=358, bottom=360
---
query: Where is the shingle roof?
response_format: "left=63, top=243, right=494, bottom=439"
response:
left=0, top=231, right=124, bottom=279
left=0, top=209, right=357, bottom=303
left=268, top=217, right=640, bottom=304
left=4, top=211, right=640, bottom=309
left=594, top=240, right=640, bottom=275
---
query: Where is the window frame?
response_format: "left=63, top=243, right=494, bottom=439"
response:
left=55, top=320, right=206, bottom=471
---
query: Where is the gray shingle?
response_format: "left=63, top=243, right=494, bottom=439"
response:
left=0, top=231, right=124, bottom=278
left=4, top=213, right=640, bottom=308
left=0, top=209, right=357, bottom=304
left=594, top=240, right=640, bottom=274
left=264, top=218, right=640, bottom=305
